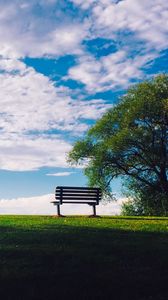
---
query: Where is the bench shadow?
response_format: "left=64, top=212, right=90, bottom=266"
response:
left=0, top=223, right=168, bottom=300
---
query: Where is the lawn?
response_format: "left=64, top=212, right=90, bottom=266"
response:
left=0, top=215, right=168, bottom=300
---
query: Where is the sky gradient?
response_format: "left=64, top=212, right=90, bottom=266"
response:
left=0, top=0, right=168, bottom=214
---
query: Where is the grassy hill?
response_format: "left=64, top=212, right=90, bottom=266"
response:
left=0, top=215, right=168, bottom=299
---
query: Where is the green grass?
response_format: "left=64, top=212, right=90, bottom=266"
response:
left=0, top=215, right=168, bottom=300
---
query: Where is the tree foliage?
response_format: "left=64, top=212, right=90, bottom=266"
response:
left=68, top=74, right=168, bottom=215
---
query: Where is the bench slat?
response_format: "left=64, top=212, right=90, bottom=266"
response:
left=56, top=190, right=101, bottom=195
left=55, top=193, right=101, bottom=197
left=56, top=186, right=101, bottom=191
left=55, top=196, right=99, bottom=201
left=56, top=191, right=100, bottom=195
left=52, top=201, right=97, bottom=204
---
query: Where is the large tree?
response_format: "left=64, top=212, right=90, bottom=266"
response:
left=68, top=75, right=168, bottom=215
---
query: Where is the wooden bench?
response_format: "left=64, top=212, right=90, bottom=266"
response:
left=51, top=186, right=101, bottom=216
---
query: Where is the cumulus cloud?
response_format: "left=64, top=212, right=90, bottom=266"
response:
left=71, top=0, right=168, bottom=50
left=0, top=193, right=124, bottom=215
left=0, top=58, right=108, bottom=170
left=1, top=0, right=167, bottom=93
left=68, top=51, right=156, bottom=92
left=0, top=59, right=107, bottom=134
left=95, top=0, right=168, bottom=50
left=0, top=1, right=88, bottom=59
left=67, top=0, right=168, bottom=92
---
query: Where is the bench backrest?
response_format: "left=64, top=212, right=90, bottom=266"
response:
left=55, top=186, right=101, bottom=205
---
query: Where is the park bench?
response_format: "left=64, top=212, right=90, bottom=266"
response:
left=51, top=186, right=101, bottom=216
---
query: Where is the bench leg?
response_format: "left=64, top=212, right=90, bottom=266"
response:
left=57, top=205, right=61, bottom=216
left=92, top=205, right=96, bottom=216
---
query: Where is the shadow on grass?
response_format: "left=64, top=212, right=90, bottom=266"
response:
left=0, top=223, right=168, bottom=300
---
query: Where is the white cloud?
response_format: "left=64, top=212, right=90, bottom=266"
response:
left=0, top=193, right=125, bottom=215
left=68, top=51, right=156, bottom=92
left=0, top=0, right=166, bottom=91
left=0, top=134, right=72, bottom=171
left=2, top=0, right=166, bottom=62
left=71, top=0, right=96, bottom=9
left=0, top=58, right=108, bottom=171
left=0, top=59, right=108, bottom=133
left=46, top=172, right=75, bottom=176
left=0, top=194, right=54, bottom=215
left=92, top=0, right=168, bottom=50
left=71, top=0, right=115, bottom=10
left=68, top=0, right=168, bottom=92
left=0, top=1, right=89, bottom=59
left=71, top=0, right=168, bottom=52
left=68, top=55, right=102, bottom=92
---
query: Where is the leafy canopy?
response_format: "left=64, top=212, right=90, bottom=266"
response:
left=68, top=75, right=168, bottom=212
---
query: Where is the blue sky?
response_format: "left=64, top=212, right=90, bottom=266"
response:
left=0, top=0, right=168, bottom=214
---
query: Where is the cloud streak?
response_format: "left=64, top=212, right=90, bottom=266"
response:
left=46, top=172, right=75, bottom=176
